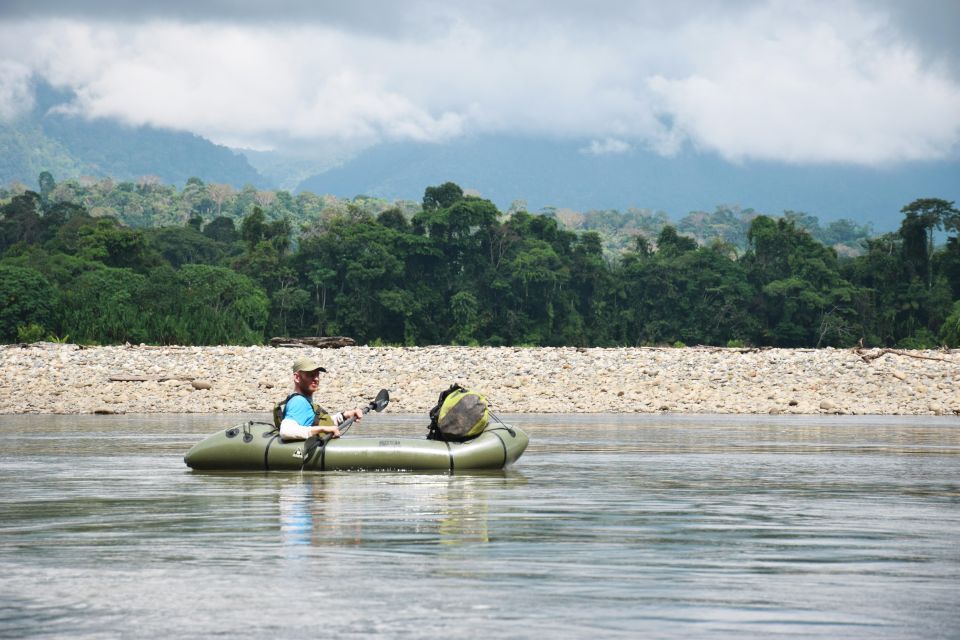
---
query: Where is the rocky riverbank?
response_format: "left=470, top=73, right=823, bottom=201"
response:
left=1, top=343, right=958, bottom=416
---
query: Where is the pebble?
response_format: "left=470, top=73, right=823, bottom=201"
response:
left=1, top=343, right=958, bottom=416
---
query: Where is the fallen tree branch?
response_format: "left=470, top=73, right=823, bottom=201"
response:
left=269, top=336, right=356, bottom=348
left=853, top=347, right=953, bottom=363
left=108, top=375, right=196, bottom=382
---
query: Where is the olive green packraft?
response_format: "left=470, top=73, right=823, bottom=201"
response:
left=426, top=384, right=489, bottom=442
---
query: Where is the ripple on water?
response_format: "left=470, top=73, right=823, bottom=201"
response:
left=1, top=413, right=959, bottom=639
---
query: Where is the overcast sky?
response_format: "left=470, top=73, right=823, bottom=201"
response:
left=1, top=0, right=958, bottom=165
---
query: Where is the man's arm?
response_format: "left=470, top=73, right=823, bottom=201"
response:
left=278, top=395, right=342, bottom=441
left=280, top=418, right=340, bottom=441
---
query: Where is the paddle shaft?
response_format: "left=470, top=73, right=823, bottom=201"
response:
left=301, top=389, right=390, bottom=461
left=303, top=407, right=365, bottom=459
left=319, top=406, right=365, bottom=444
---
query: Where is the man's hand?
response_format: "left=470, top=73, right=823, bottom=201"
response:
left=342, top=408, right=364, bottom=423
left=309, top=425, right=341, bottom=438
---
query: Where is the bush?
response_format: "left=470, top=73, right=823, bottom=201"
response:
left=896, top=327, right=940, bottom=349
left=16, top=323, right=45, bottom=343
left=0, top=264, right=55, bottom=342
left=941, top=301, right=960, bottom=348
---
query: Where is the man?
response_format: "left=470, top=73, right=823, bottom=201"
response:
left=278, top=356, right=364, bottom=441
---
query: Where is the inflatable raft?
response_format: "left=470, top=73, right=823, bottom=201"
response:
left=184, top=421, right=529, bottom=472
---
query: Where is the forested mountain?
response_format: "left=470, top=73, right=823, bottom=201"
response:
left=4, top=84, right=956, bottom=235
left=0, top=83, right=267, bottom=189
left=0, top=171, right=872, bottom=257
left=294, top=136, right=960, bottom=232
left=2, top=178, right=958, bottom=349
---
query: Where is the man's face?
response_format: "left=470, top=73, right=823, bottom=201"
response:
left=295, top=369, right=321, bottom=395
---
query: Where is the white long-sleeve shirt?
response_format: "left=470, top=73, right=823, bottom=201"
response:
left=279, top=412, right=345, bottom=441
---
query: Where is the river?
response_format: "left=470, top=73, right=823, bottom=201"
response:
left=1, top=413, right=959, bottom=639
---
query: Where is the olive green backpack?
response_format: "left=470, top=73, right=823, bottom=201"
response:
left=272, top=393, right=334, bottom=429
left=426, top=384, right=489, bottom=442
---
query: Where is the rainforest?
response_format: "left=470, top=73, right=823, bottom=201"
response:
left=1, top=174, right=958, bottom=348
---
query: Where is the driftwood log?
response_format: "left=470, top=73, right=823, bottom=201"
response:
left=269, top=336, right=356, bottom=349
left=852, top=347, right=954, bottom=363
left=108, top=375, right=195, bottom=382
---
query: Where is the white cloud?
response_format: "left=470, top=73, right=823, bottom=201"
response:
left=582, top=138, right=632, bottom=156
left=0, top=1, right=958, bottom=165
left=0, top=60, right=34, bottom=120
left=646, top=4, right=960, bottom=164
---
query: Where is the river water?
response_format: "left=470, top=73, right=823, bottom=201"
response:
left=1, top=413, right=958, bottom=639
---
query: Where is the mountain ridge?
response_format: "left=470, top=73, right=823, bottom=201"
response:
left=293, top=136, right=960, bottom=232
left=1, top=82, right=957, bottom=234
left=0, top=81, right=268, bottom=189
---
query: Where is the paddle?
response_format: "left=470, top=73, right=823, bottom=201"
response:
left=301, top=389, right=390, bottom=462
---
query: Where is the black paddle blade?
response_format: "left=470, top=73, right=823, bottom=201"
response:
left=372, top=389, right=390, bottom=412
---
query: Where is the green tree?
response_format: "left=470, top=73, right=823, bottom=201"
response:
left=900, top=198, right=960, bottom=288
left=298, top=211, right=438, bottom=343
left=0, top=191, right=43, bottom=251
left=74, top=219, right=161, bottom=272
left=935, top=237, right=960, bottom=299
left=743, top=216, right=858, bottom=346
left=305, top=266, right=336, bottom=335
left=145, top=226, right=224, bottom=268
left=202, top=216, right=240, bottom=245
left=139, top=265, right=191, bottom=344
left=840, top=233, right=905, bottom=344
left=478, top=211, right=570, bottom=344
left=174, top=264, right=269, bottom=344
left=38, top=171, right=56, bottom=203
left=39, top=202, right=87, bottom=246
left=569, top=232, right=613, bottom=345
left=450, top=290, right=480, bottom=344
left=240, top=207, right=267, bottom=248
left=0, top=264, right=55, bottom=342
left=60, top=267, right=148, bottom=344
left=377, top=207, right=410, bottom=231
left=655, top=225, right=698, bottom=256
left=941, top=301, right=960, bottom=347
left=422, top=181, right=464, bottom=211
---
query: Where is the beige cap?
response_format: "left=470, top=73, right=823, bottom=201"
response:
left=292, top=356, right=326, bottom=373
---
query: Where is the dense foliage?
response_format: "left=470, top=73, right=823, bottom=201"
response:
left=1, top=174, right=958, bottom=348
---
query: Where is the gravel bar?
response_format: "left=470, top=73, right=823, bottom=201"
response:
left=2, top=343, right=958, bottom=416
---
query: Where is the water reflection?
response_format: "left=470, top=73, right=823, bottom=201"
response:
left=277, top=471, right=526, bottom=549
left=278, top=480, right=312, bottom=547
left=2, top=413, right=959, bottom=639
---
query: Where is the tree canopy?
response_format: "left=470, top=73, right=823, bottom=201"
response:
left=1, top=173, right=957, bottom=348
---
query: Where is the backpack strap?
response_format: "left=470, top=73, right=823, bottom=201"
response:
left=274, top=393, right=334, bottom=428
left=272, top=393, right=300, bottom=429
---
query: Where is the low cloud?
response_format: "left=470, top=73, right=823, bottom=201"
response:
left=0, top=60, right=33, bottom=120
left=0, top=1, right=958, bottom=165
left=582, top=138, right=632, bottom=156
left=647, top=4, right=960, bottom=164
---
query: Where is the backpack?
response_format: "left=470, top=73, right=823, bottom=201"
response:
left=426, top=384, right=489, bottom=442
left=272, top=393, right=334, bottom=429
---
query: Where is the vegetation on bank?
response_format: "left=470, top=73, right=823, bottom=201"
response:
left=1, top=173, right=958, bottom=348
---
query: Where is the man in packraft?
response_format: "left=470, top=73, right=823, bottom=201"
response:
left=277, top=356, right=364, bottom=441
